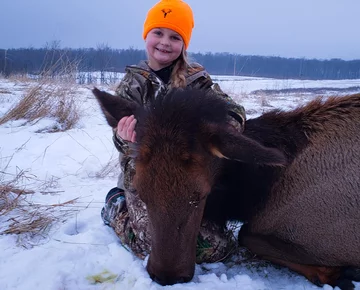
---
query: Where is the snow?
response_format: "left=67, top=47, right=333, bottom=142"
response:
left=0, top=76, right=359, bottom=290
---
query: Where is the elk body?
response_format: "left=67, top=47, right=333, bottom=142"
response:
left=93, top=87, right=360, bottom=289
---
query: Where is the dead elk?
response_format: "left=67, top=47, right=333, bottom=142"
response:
left=93, top=87, right=360, bottom=289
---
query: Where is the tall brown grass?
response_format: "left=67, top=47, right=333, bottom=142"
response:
left=0, top=139, right=78, bottom=248
left=0, top=69, right=82, bottom=245
left=95, top=157, right=120, bottom=179
left=0, top=80, right=81, bottom=132
left=0, top=167, right=78, bottom=247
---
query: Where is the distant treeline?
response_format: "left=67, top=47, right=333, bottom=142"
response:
left=1, top=46, right=360, bottom=80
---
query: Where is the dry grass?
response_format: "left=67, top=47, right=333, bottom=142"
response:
left=0, top=149, right=78, bottom=247
left=6, top=74, right=35, bottom=84
left=1, top=194, right=77, bottom=236
left=0, top=88, right=11, bottom=95
left=0, top=68, right=83, bottom=246
left=0, top=171, right=35, bottom=216
left=0, top=171, right=78, bottom=247
left=0, top=56, right=82, bottom=131
left=0, top=80, right=81, bottom=132
left=95, top=156, right=120, bottom=179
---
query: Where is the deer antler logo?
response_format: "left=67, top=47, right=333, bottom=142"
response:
left=161, top=9, right=172, bottom=18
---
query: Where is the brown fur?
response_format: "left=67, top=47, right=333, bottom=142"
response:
left=93, top=87, right=360, bottom=289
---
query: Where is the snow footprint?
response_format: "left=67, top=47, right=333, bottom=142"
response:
left=63, top=221, right=88, bottom=236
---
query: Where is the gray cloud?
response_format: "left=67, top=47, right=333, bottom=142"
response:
left=1, top=0, right=360, bottom=60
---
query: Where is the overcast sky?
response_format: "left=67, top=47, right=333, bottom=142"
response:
left=1, top=0, right=360, bottom=60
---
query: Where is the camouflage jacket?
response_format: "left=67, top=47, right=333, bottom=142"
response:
left=110, top=60, right=244, bottom=260
left=113, top=60, right=246, bottom=155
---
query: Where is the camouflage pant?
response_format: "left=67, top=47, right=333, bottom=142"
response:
left=109, top=157, right=235, bottom=263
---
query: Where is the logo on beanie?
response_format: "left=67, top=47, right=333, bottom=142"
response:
left=161, top=9, right=172, bottom=18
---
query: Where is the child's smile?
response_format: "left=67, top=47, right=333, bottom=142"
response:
left=146, top=27, right=183, bottom=70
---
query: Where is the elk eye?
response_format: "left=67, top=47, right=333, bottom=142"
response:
left=189, top=191, right=203, bottom=208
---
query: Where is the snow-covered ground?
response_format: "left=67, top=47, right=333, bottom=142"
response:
left=0, top=75, right=359, bottom=290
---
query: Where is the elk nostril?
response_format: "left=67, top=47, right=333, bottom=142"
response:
left=150, top=274, right=191, bottom=286
left=152, top=275, right=167, bottom=286
left=176, top=276, right=190, bottom=283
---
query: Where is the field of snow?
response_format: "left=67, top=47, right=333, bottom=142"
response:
left=0, top=75, right=359, bottom=290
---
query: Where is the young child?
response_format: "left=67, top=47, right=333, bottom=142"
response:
left=101, top=0, right=246, bottom=263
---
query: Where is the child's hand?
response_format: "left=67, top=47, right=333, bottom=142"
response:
left=117, top=115, right=137, bottom=142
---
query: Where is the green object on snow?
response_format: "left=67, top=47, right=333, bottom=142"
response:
left=86, top=270, right=118, bottom=284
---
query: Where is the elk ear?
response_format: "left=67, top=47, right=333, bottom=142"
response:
left=207, top=125, right=287, bottom=167
left=92, top=87, right=138, bottom=128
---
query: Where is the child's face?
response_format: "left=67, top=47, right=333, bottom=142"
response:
left=145, top=28, right=184, bottom=70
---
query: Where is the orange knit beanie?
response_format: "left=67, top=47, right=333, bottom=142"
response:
left=143, top=0, right=194, bottom=49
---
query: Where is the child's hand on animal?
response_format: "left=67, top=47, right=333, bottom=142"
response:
left=117, top=115, right=137, bottom=142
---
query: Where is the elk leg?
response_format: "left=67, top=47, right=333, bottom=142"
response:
left=238, top=225, right=353, bottom=289
left=259, top=256, right=355, bottom=290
